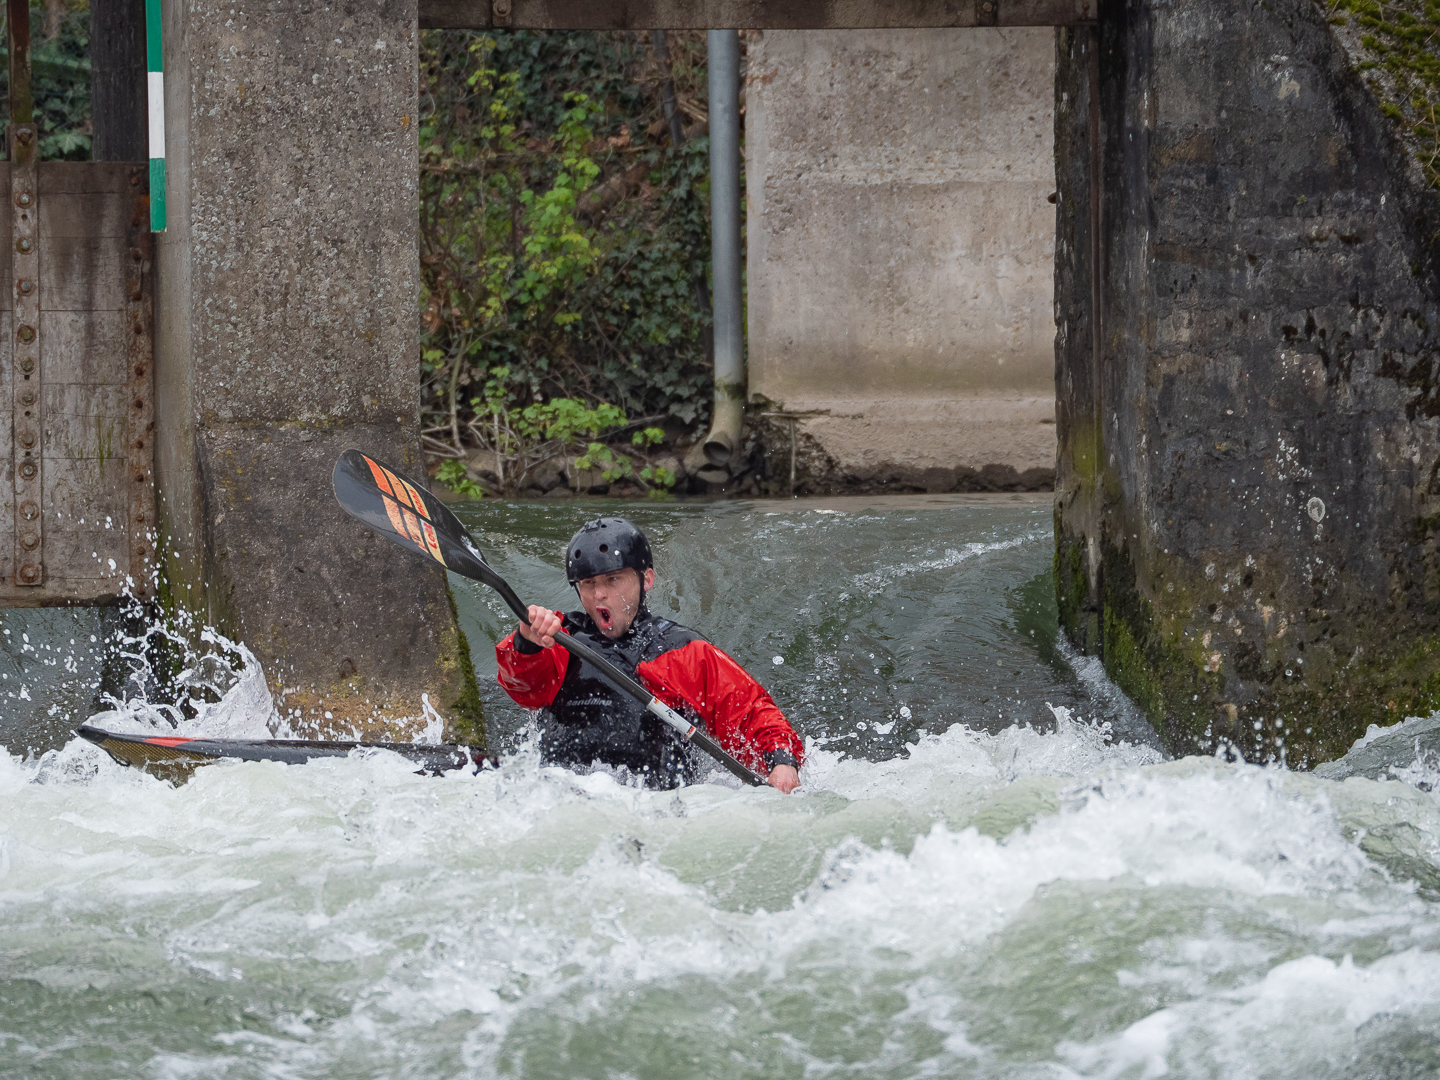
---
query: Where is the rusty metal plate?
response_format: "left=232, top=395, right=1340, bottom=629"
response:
left=0, top=162, right=154, bottom=606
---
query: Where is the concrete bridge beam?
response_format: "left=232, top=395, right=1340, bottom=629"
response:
left=154, top=0, right=477, bottom=737
left=1055, top=1, right=1440, bottom=764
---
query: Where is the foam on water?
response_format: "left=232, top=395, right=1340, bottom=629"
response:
left=3, top=704, right=1439, bottom=1079
left=84, top=630, right=284, bottom=740
left=5, top=498, right=1440, bottom=1076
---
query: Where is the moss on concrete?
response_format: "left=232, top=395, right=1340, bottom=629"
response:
left=1054, top=416, right=1104, bottom=652
left=445, top=581, right=487, bottom=748
left=1325, top=0, right=1440, bottom=190
left=1097, top=540, right=1221, bottom=752
left=1053, top=526, right=1094, bottom=651
left=1084, top=521, right=1440, bottom=765
left=1232, top=626, right=1440, bottom=764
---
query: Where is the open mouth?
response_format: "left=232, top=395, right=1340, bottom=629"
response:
left=596, top=605, right=614, bottom=631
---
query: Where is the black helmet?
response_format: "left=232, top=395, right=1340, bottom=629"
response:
left=565, top=517, right=653, bottom=585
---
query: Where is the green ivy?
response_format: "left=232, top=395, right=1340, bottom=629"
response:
left=575, top=439, right=677, bottom=498
left=419, top=29, right=719, bottom=450
left=435, top=458, right=485, bottom=499
left=1325, top=0, right=1440, bottom=190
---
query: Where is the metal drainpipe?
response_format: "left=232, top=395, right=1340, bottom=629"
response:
left=701, top=28, right=745, bottom=468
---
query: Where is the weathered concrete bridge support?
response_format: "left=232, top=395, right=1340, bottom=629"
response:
left=1055, top=1, right=1440, bottom=763
left=154, top=0, right=476, bottom=736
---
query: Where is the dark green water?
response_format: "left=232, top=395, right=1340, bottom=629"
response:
left=450, top=493, right=1158, bottom=759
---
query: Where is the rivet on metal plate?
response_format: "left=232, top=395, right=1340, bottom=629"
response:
left=19, top=501, right=39, bottom=521
left=18, top=462, right=36, bottom=480
left=19, top=358, right=33, bottom=373
left=18, top=430, right=35, bottom=449
left=16, top=325, right=35, bottom=343
left=20, top=532, right=38, bottom=550
left=14, top=191, right=31, bottom=208
left=18, top=564, right=40, bottom=584
left=15, top=238, right=32, bottom=255
left=17, top=279, right=34, bottom=295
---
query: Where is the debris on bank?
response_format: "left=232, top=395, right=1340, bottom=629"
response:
left=429, top=417, right=1055, bottom=501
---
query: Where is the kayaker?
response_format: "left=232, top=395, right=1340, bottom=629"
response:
left=495, top=516, right=804, bottom=792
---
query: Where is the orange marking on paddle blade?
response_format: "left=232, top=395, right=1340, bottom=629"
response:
left=364, top=457, right=396, bottom=497
left=382, top=495, right=410, bottom=541
left=400, top=507, right=426, bottom=549
left=385, top=468, right=415, bottom=510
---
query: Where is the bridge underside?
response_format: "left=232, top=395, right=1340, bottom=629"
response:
left=135, top=0, right=1094, bottom=742
left=420, top=0, right=1093, bottom=30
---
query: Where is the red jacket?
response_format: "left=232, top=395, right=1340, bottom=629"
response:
left=496, top=607, right=803, bottom=785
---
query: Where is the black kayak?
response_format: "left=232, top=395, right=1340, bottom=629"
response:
left=76, top=723, right=490, bottom=775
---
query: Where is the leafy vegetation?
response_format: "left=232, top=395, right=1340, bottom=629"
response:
left=574, top=425, right=677, bottom=498
left=435, top=367, right=677, bottom=498
left=0, top=0, right=93, bottom=160
left=419, top=29, right=726, bottom=484
left=1325, top=0, right=1440, bottom=189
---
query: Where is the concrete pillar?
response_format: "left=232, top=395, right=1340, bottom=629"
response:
left=745, top=28, right=1058, bottom=492
left=154, top=0, right=479, bottom=737
left=1054, top=2, right=1440, bottom=764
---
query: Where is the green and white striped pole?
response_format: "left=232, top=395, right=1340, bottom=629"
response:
left=145, top=0, right=165, bottom=231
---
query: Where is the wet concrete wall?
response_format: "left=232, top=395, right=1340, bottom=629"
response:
left=154, top=0, right=479, bottom=739
left=1055, top=2, right=1440, bottom=764
left=745, top=28, right=1058, bottom=492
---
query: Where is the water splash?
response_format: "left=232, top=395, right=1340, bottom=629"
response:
left=2, top=717, right=1437, bottom=1079
left=5, top=495, right=1440, bottom=1076
left=86, top=627, right=284, bottom=740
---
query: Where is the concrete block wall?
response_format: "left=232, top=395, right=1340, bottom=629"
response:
left=1054, top=2, right=1440, bottom=764
left=745, top=27, right=1058, bottom=491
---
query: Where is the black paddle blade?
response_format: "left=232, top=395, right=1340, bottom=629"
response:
left=332, top=450, right=527, bottom=618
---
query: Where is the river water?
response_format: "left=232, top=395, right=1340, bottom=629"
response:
left=4, top=494, right=1440, bottom=1078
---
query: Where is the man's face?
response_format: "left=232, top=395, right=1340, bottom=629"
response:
left=576, top=566, right=655, bottom=639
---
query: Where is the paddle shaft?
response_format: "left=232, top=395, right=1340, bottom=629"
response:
left=331, top=451, right=769, bottom=788
left=500, top=594, right=768, bottom=788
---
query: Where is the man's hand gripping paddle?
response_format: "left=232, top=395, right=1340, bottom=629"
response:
left=332, top=450, right=767, bottom=787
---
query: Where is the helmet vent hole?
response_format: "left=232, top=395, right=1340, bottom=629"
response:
left=599, top=543, right=609, bottom=553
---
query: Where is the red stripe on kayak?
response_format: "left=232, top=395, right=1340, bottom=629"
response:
left=142, top=737, right=196, bottom=747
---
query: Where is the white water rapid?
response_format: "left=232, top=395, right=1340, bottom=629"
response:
left=3, top=495, right=1439, bottom=1077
